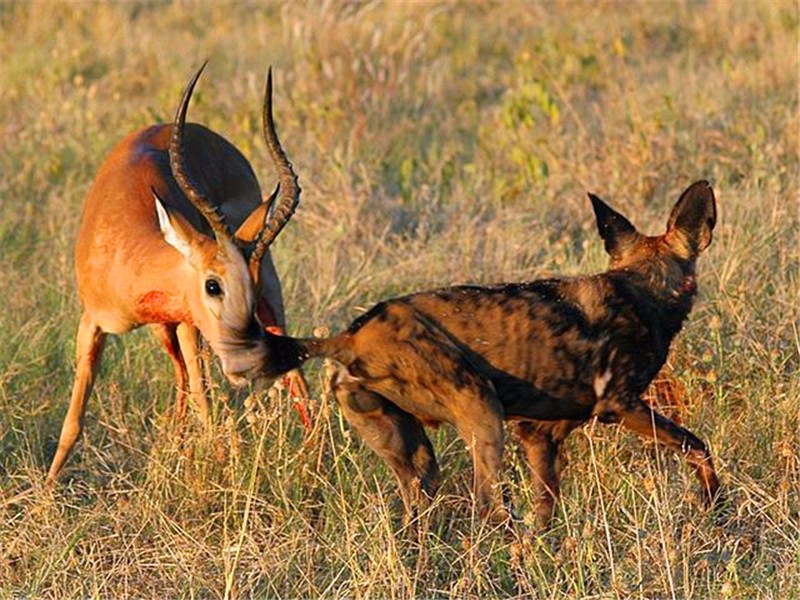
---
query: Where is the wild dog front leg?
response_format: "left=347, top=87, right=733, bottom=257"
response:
left=510, top=423, right=563, bottom=528
left=596, top=398, right=721, bottom=506
left=453, top=392, right=508, bottom=521
left=332, top=381, right=439, bottom=517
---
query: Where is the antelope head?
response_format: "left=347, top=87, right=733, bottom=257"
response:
left=154, top=63, right=300, bottom=385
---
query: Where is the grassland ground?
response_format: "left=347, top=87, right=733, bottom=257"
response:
left=1, top=1, right=798, bottom=597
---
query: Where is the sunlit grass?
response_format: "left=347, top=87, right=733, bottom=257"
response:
left=1, top=1, right=798, bottom=597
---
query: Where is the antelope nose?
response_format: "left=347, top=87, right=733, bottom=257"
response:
left=221, top=347, right=268, bottom=387
left=225, top=372, right=249, bottom=388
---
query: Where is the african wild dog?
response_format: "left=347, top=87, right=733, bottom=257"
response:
left=261, top=180, right=721, bottom=526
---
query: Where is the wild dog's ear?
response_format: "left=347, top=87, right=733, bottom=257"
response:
left=588, top=192, right=639, bottom=258
left=666, top=180, right=717, bottom=256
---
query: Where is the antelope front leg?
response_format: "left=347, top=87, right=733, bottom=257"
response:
left=47, top=313, right=107, bottom=483
left=176, top=323, right=210, bottom=427
left=151, top=324, right=189, bottom=422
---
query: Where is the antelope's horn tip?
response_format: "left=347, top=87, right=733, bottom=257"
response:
left=190, top=60, right=208, bottom=87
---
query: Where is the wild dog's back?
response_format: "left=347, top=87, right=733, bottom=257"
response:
left=345, top=262, right=694, bottom=422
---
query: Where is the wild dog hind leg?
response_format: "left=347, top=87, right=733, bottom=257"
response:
left=332, top=380, right=439, bottom=518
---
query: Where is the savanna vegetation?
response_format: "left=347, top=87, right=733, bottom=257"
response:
left=1, top=1, right=798, bottom=597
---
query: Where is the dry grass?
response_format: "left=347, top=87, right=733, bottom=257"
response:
left=1, top=1, right=798, bottom=597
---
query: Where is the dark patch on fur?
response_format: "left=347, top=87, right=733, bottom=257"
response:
left=347, top=302, right=389, bottom=334
left=260, top=332, right=309, bottom=379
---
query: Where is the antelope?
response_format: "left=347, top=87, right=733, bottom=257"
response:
left=257, top=181, right=722, bottom=527
left=47, top=64, right=306, bottom=483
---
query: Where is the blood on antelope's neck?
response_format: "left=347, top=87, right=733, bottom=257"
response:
left=135, top=291, right=192, bottom=325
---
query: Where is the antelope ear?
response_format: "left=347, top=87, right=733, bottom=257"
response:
left=588, top=192, right=638, bottom=258
left=666, top=180, right=717, bottom=255
left=234, top=184, right=279, bottom=244
left=153, top=189, right=199, bottom=261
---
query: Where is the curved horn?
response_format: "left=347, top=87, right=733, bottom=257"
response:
left=169, top=61, right=232, bottom=246
left=249, top=67, right=301, bottom=274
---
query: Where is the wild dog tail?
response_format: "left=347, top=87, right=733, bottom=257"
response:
left=261, top=331, right=352, bottom=380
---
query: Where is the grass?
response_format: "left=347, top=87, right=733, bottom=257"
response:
left=1, top=1, right=798, bottom=597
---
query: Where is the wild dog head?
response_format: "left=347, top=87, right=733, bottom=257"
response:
left=589, top=180, right=717, bottom=298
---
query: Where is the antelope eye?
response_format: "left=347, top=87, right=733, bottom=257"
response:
left=205, top=278, right=222, bottom=297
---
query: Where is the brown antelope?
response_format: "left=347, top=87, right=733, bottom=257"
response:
left=258, top=181, right=722, bottom=527
left=47, top=64, right=306, bottom=483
